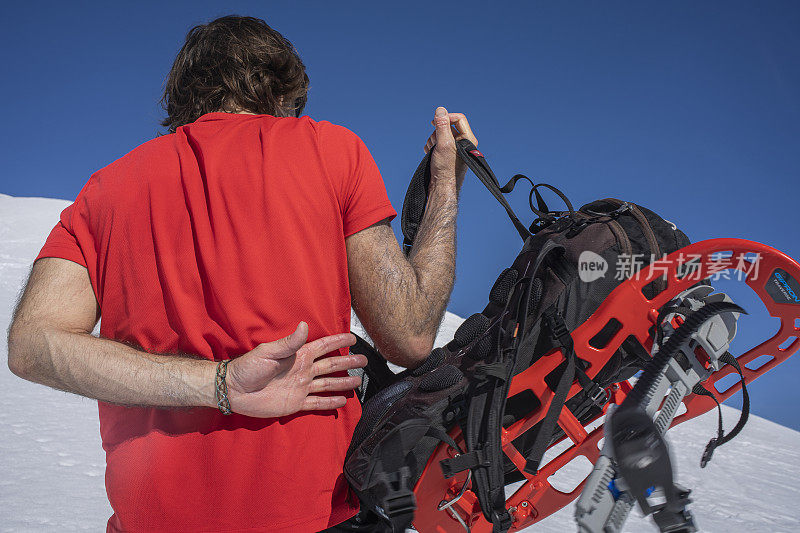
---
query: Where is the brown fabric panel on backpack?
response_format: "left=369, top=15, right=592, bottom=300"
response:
left=628, top=203, right=665, bottom=293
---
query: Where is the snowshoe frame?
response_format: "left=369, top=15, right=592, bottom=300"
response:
left=412, top=237, right=800, bottom=532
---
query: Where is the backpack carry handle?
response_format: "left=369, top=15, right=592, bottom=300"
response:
left=401, top=140, right=533, bottom=255
left=454, top=140, right=534, bottom=242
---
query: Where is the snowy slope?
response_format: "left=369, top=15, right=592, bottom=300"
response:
left=1, top=194, right=799, bottom=532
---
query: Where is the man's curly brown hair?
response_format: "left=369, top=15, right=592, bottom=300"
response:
left=161, top=15, right=309, bottom=133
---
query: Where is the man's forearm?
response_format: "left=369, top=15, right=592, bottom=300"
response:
left=8, top=325, right=217, bottom=408
left=346, top=108, right=469, bottom=366
left=405, top=179, right=458, bottom=349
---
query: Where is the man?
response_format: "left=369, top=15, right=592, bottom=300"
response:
left=7, top=15, right=477, bottom=533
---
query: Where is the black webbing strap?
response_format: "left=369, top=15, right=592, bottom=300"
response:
left=375, top=424, right=418, bottom=532
left=375, top=421, right=468, bottom=531
left=473, top=361, right=510, bottom=382
left=426, top=424, right=463, bottom=456
left=524, top=308, right=577, bottom=475
left=440, top=448, right=491, bottom=478
left=693, top=352, right=750, bottom=468
left=351, top=333, right=397, bottom=403
left=454, top=139, right=533, bottom=242
left=462, top=275, right=537, bottom=532
left=493, top=175, right=579, bottom=235
left=400, top=148, right=433, bottom=255
left=574, top=366, right=609, bottom=407
left=400, top=141, right=533, bottom=255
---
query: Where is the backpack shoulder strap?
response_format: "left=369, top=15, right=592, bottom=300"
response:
left=439, top=240, right=564, bottom=532
left=351, top=333, right=397, bottom=403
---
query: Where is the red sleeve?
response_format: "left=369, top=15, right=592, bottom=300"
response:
left=317, top=122, right=396, bottom=237
left=36, top=214, right=87, bottom=268
left=35, top=180, right=98, bottom=269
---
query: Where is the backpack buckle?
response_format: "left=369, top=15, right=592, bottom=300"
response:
left=378, top=466, right=417, bottom=518
left=584, top=202, right=632, bottom=218
left=544, top=310, right=574, bottom=350
left=587, top=383, right=609, bottom=406
left=566, top=218, right=590, bottom=238
left=491, top=509, right=513, bottom=532
left=606, top=201, right=632, bottom=217
left=383, top=491, right=417, bottom=519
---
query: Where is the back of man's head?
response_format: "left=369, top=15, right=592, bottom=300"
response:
left=161, top=15, right=308, bottom=133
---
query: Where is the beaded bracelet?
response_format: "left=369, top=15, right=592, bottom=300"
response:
left=215, top=360, right=232, bottom=415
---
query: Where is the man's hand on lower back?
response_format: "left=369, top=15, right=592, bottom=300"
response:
left=225, top=322, right=366, bottom=418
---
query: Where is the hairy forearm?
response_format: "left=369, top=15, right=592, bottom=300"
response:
left=348, top=110, right=472, bottom=367
left=405, top=180, right=458, bottom=339
left=8, top=324, right=216, bottom=409
left=348, top=180, right=458, bottom=367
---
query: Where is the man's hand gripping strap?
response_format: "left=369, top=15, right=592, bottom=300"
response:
left=400, top=140, right=532, bottom=256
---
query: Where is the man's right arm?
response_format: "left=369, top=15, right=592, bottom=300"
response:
left=8, top=258, right=366, bottom=418
left=346, top=108, right=476, bottom=368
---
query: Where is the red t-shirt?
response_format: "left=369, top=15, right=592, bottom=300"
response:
left=36, top=112, right=396, bottom=532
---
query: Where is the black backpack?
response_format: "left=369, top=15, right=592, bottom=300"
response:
left=344, top=141, right=691, bottom=532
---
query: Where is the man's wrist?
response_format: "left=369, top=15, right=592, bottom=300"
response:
left=185, top=358, right=220, bottom=409
left=428, top=176, right=458, bottom=198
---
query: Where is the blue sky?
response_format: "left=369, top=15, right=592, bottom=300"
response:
left=2, top=2, right=799, bottom=429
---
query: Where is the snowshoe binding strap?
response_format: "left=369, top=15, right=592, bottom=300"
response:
left=692, top=351, right=750, bottom=468
left=608, top=406, right=698, bottom=533
left=604, top=301, right=745, bottom=530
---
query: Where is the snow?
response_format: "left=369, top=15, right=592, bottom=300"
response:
left=1, top=193, right=799, bottom=532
